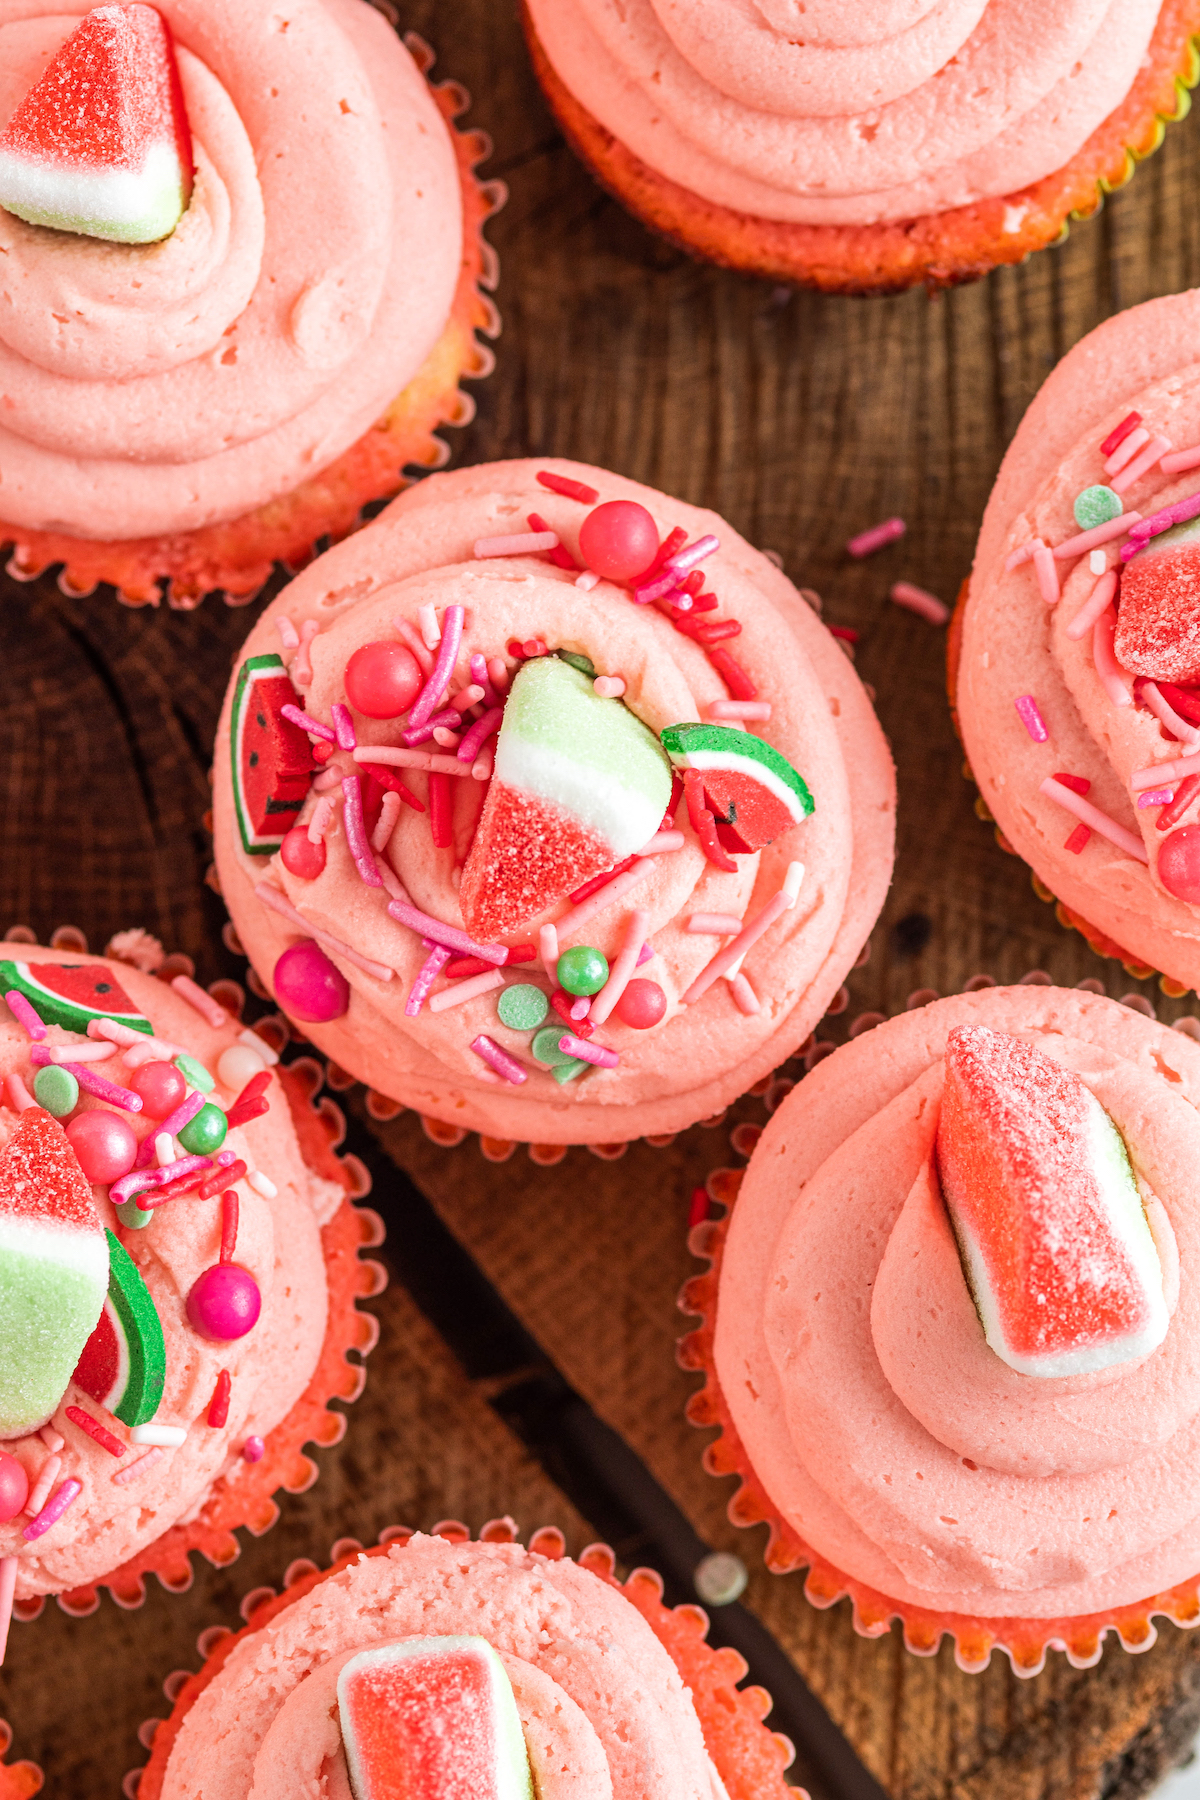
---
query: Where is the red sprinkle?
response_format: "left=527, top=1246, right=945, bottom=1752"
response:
left=65, top=1405, right=125, bottom=1458
left=444, top=944, right=536, bottom=979
left=662, top=774, right=684, bottom=830
left=429, top=771, right=454, bottom=850
left=1064, top=824, right=1092, bottom=854
left=1052, top=772, right=1092, bottom=796
left=224, top=1096, right=268, bottom=1131
left=828, top=626, right=860, bottom=643
left=706, top=647, right=757, bottom=701
left=207, top=1370, right=231, bottom=1430
left=220, top=1190, right=239, bottom=1264
left=684, top=769, right=738, bottom=872
left=1155, top=682, right=1200, bottom=727
left=689, top=592, right=720, bottom=613
left=645, top=526, right=688, bottom=578
left=197, top=1160, right=247, bottom=1201
left=688, top=1186, right=710, bottom=1229
left=1157, top=771, right=1200, bottom=830
left=357, top=763, right=426, bottom=813
left=536, top=470, right=599, bottom=505
left=522, top=638, right=548, bottom=659
left=550, top=988, right=594, bottom=1037
left=676, top=617, right=742, bottom=645
left=528, top=511, right=579, bottom=571
left=1100, top=411, right=1142, bottom=458
left=569, top=855, right=636, bottom=905
left=312, top=741, right=335, bottom=765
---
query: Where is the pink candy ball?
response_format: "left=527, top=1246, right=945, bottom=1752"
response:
left=345, top=640, right=423, bottom=719
left=614, top=977, right=667, bottom=1030
left=128, top=1060, right=187, bottom=1120
left=0, top=1451, right=28, bottom=1523
left=186, top=1263, right=262, bottom=1342
left=578, top=501, right=660, bottom=583
left=273, top=940, right=350, bottom=1023
left=280, top=827, right=327, bottom=881
left=1159, top=826, right=1200, bottom=902
left=66, top=1108, right=138, bottom=1183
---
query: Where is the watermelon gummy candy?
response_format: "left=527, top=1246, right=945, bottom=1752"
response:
left=0, top=1107, right=109, bottom=1438
left=1114, top=515, right=1200, bottom=684
left=73, top=1230, right=165, bottom=1428
left=459, top=658, right=671, bottom=940
left=338, top=1636, right=533, bottom=1800
left=230, top=655, right=314, bottom=856
left=0, top=959, right=150, bottom=1036
left=0, top=5, right=193, bottom=245
left=936, top=1026, right=1169, bottom=1378
left=659, top=723, right=814, bottom=854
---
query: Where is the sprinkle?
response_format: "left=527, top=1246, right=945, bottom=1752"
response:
left=112, top=1446, right=162, bottom=1485
left=1125, top=489, right=1200, bottom=552
left=706, top=648, right=757, bottom=700
left=891, top=581, right=949, bottom=625
left=528, top=512, right=579, bottom=570
left=1014, top=695, right=1049, bottom=742
left=536, top=470, right=599, bottom=505
left=340, top=777, right=383, bottom=888
left=688, top=1187, right=710, bottom=1229
left=1139, top=787, right=1176, bottom=808
left=445, top=946, right=535, bottom=980
left=207, top=1371, right=231, bottom=1430
left=1031, top=541, right=1060, bottom=605
left=646, top=526, right=688, bottom=578
left=687, top=912, right=744, bottom=934
left=451, top=685, right=487, bottom=714
left=549, top=989, right=592, bottom=1038
left=243, top=1435, right=265, bottom=1462
left=1051, top=512, right=1140, bottom=561
left=681, top=864, right=805, bottom=1004
left=555, top=859, right=658, bottom=942
left=847, top=518, right=905, bottom=558
left=674, top=617, right=742, bottom=646
left=1065, top=823, right=1092, bottom=854
left=409, top=605, right=465, bottom=732
left=575, top=570, right=601, bottom=591
left=280, top=704, right=335, bottom=742
left=357, top=762, right=426, bottom=810
left=38, top=1427, right=63, bottom=1453
left=238, top=1028, right=279, bottom=1067
left=417, top=603, right=442, bottom=648
left=569, top=856, right=635, bottom=906
left=1131, top=752, right=1200, bottom=792
left=539, top=924, right=559, bottom=971
left=729, top=971, right=760, bottom=1015
left=475, top=530, right=559, bottom=559
left=636, top=829, right=685, bottom=856
left=593, top=676, right=626, bottom=699
left=24, top=1455, right=60, bottom=1517
left=90, top=1017, right=149, bottom=1047
left=254, top=883, right=396, bottom=981
left=37, top=1039, right=116, bottom=1064
left=371, top=790, right=402, bottom=854
left=23, top=1477, right=81, bottom=1541
left=394, top=615, right=434, bottom=675
left=175, top=1051, right=214, bottom=1093
left=329, top=703, right=356, bottom=752
left=64, top=1406, right=124, bottom=1457
left=115, top=1155, right=212, bottom=1206
left=154, top=1133, right=175, bottom=1168
left=427, top=968, right=504, bottom=1012
left=291, top=619, right=320, bottom=689
left=312, top=768, right=341, bottom=792
left=353, top=745, right=473, bottom=778
left=1142, top=680, right=1200, bottom=746
left=387, top=899, right=507, bottom=964
left=469, top=654, right=499, bottom=707
left=406, top=943, right=451, bottom=1016
left=134, top=1089, right=205, bottom=1167
left=30, top=1055, right=142, bottom=1112
left=1100, top=411, right=1142, bottom=457
left=275, top=615, right=300, bottom=652
left=457, top=706, right=503, bottom=763
left=1104, top=425, right=1151, bottom=476
left=1090, top=550, right=1108, bottom=575
left=569, top=995, right=590, bottom=1022
left=191, top=1159, right=246, bottom=1204
left=1093, top=608, right=1132, bottom=707
left=708, top=699, right=771, bottom=722
left=220, top=1191, right=239, bottom=1264
left=487, top=657, right=509, bottom=693
left=1112, top=434, right=1172, bottom=495
left=665, top=534, right=720, bottom=580
left=1160, top=444, right=1200, bottom=475
left=403, top=708, right=461, bottom=748
left=131, top=1423, right=187, bottom=1448
left=0, top=1557, right=15, bottom=1665
left=224, top=1092, right=267, bottom=1131
left=169, top=975, right=227, bottom=1029
left=472, top=747, right=494, bottom=783
left=4, top=990, right=44, bottom=1040
left=470, top=1035, right=528, bottom=1084
left=1156, top=772, right=1200, bottom=828
left=3, top=1073, right=35, bottom=1112
left=247, top=1170, right=277, bottom=1198
left=1039, top=777, right=1147, bottom=861
left=1065, top=568, right=1118, bottom=641
left=558, top=1033, right=618, bottom=1068
left=1052, top=772, right=1091, bottom=796
left=589, top=909, right=650, bottom=1025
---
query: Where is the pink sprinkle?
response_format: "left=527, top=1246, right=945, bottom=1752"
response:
left=39, top=1040, right=118, bottom=1064
left=312, top=768, right=341, bottom=793
left=291, top=619, right=319, bottom=690
left=432, top=727, right=461, bottom=750
left=1141, top=680, right=1200, bottom=746
left=632, top=567, right=683, bottom=605
left=451, top=684, right=487, bottom=714
left=331, top=703, right=356, bottom=751
left=1111, top=434, right=1172, bottom=495
left=470, top=1035, right=528, bottom=1085
left=354, top=746, right=473, bottom=779
left=170, top=974, right=227, bottom=1029
left=487, top=658, right=510, bottom=693
left=3, top=1073, right=35, bottom=1112
left=243, top=1436, right=265, bottom=1463
left=112, top=1446, right=163, bottom=1485
left=569, top=996, right=590, bottom=1022
left=254, top=883, right=395, bottom=982
left=636, top=942, right=655, bottom=967
left=1104, top=425, right=1152, bottom=476
left=24, top=1455, right=60, bottom=1518
left=554, top=860, right=657, bottom=942
left=457, top=705, right=503, bottom=763
left=708, top=699, right=771, bottom=721
left=23, top=1477, right=81, bottom=1541
left=32, top=1056, right=142, bottom=1112
left=0, top=1556, right=15, bottom=1666
left=1093, top=608, right=1132, bottom=707
left=1100, top=411, right=1142, bottom=457
left=847, top=517, right=905, bottom=558
left=386, top=899, right=507, bottom=965
left=394, top=616, right=434, bottom=676
left=636, top=829, right=685, bottom=855
left=474, top=531, right=559, bottom=559
left=1005, top=540, right=1037, bottom=572
left=590, top=908, right=650, bottom=1025
left=539, top=924, right=559, bottom=971
left=307, top=796, right=334, bottom=845
left=1160, top=444, right=1200, bottom=475
left=275, top=615, right=300, bottom=652
left=687, top=912, right=744, bottom=934
left=134, top=1090, right=204, bottom=1167
left=281, top=704, right=335, bottom=742
left=341, top=777, right=383, bottom=888
left=1031, top=542, right=1060, bottom=605
left=1132, top=751, right=1200, bottom=792
left=402, top=706, right=461, bottom=748
left=891, top=581, right=949, bottom=625
left=593, top=676, right=626, bottom=699
left=1051, top=512, right=1140, bottom=561
left=38, top=1427, right=63, bottom=1453
left=1066, top=569, right=1119, bottom=641
left=405, top=944, right=450, bottom=1017
left=681, top=868, right=803, bottom=1005
left=89, top=1018, right=147, bottom=1048
left=1065, top=823, right=1092, bottom=855
left=417, top=603, right=441, bottom=649
left=1014, top=695, right=1049, bottom=742
left=1125, top=489, right=1200, bottom=552
left=409, top=606, right=465, bottom=731
left=558, top=1033, right=619, bottom=1068
left=469, top=654, right=499, bottom=707
left=1039, top=777, right=1147, bottom=861
left=427, top=969, right=504, bottom=1013
left=1138, top=787, right=1176, bottom=808
left=729, top=971, right=760, bottom=1015
left=472, top=747, right=494, bottom=782
left=665, top=534, right=720, bottom=577
left=4, top=990, right=45, bottom=1040
left=371, top=790, right=402, bottom=853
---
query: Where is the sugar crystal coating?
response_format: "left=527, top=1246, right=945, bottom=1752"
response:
left=1114, top=516, right=1200, bottom=684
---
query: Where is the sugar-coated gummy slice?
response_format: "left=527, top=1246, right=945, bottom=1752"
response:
left=230, top=654, right=314, bottom=856
left=936, top=1026, right=1169, bottom=1378
left=0, top=959, right=151, bottom=1036
left=0, top=5, right=193, bottom=245
left=0, top=1107, right=108, bottom=1438
left=1114, top=515, right=1200, bottom=685
left=659, top=723, right=814, bottom=854
left=73, top=1229, right=165, bottom=1427
left=459, top=658, right=671, bottom=939
left=337, top=1635, right=533, bottom=1800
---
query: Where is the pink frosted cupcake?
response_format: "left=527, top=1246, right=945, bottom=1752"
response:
left=210, top=457, right=895, bottom=1151
left=682, top=984, right=1200, bottom=1675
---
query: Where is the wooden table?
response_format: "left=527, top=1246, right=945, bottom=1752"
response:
left=5, top=1, right=1200, bottom=1794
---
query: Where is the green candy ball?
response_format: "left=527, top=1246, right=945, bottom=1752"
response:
left=497, top=984, right=549, bottom=1031
left=1073, top=484, right=1122, bottom=530
left=32, top=1064, right=78, bottom=1119
left=116, top=1197, right=153, bottom=1231
left=556, top=945, right=609, bottom=996
left=177, top=1102, right=229, bottom=1156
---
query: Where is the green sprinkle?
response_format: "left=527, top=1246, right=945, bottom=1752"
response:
left=116, top=1197, right=153, bottom=1231
left=556, top=945, right=609, bottom=996
left=551, top=1059, right=587, bottom=1084
left=32, top=1064, right=79, bottom=1118
left=178, top=1102, right=228, bottom=1156
left=497, top=984, right=549, bottom=1031
left=1073, top=485, right=1122, bottom=530
left=174, top=1052, right=214, bottom=1093
left=557, top=651, right=596, bottom=677
left=532, top=1025, right=579, bottom=1067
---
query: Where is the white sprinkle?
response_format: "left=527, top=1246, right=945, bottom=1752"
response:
left=154, top=1133, right=176, bottom=1169
left=575, top=570, right=600, bottom=591
left=248, top=1171, right=278, bottom=1199
left=1089, top=549, right=1108, bottom=575
left=238, top=1029, right=279, bottom=1067
left=131, top=1424, right=187, bottom=1448
left=474, top=531, right=559, bottom=559
left=783, top=862, right=805, bottom=906
left=417, top=603, right=442, bottom=648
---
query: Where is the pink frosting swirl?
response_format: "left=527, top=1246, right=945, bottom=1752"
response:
left=526, top=0, right=1160, bottom=224
left=0, top=0, right=461, bottom=539
left=716, top=987, right=1200, bottom=1618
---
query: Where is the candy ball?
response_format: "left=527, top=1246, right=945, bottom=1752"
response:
left=186, top=1263, right=262, bottom=1342
left=615, top=977, right=667, bottom=1029
left=274, top=940, right=350, bottom=1023
left=344, top=640, right=423, bottom=719
left=578, top=501, right=660, bottom=582
left=128, top=1059, right=188, bottom=1119
left=1073, top=484, right=1123, bottom=530
left=1159, top=825, right=1200, bottom=902
left=0, top=1451, right=28, bottom=1524
left=178, top=1102, right=229, bottom=1156
left=556, top=945, right=609, bottom=996
left=217, top=1044, right=267, bottom=1091
left=280, top=827, right=326, bottom=880
left=66, top=1108, right=138, bottom=1183
left=243, top=1435, right=265, bottom=1463
left=33, top=1063, right=78, bottom=1118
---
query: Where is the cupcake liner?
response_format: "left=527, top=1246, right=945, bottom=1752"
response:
left=521, top=0, right=1200, bottom=296
left=677, top=993, right=1200, bottom=1679
left=0, top=36, right=503, bottom=611
left=128, top=1519, right=796, bottom=1800
left=0, top=922, right=386, bottom=1623
left=0, top=1722, right=41, bottom=1800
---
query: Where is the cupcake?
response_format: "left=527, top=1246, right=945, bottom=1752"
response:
left=210, top=457, right=896, bottom=1150
left=953, top=288, right=1200, bottom=993
left=0, top=938, right=383, bottom=1626
left=521, top=0, right=1200, bottom=295
left=0, top=1, right=500, bottom=609
left=134, top=1519, right=796, bottom=1800
left=681, top=984, right=1200, bottom=1675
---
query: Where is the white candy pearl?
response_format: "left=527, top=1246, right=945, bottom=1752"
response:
left=217, top=1044, right=266, bottom=1090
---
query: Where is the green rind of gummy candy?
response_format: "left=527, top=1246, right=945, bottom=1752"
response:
left=104, top=1229, right=166, bottom=1427
left=659, top=722, right=815, bottom=820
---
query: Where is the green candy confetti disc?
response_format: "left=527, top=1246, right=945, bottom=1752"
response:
left=174, top=1052, right=215, bottom=1093
left=33, top=1064, right=79, bottom=1118
left=1073, top=485, right=1122, bottom=530
left=531, top=1026, right=579, bottom=1067
left=551, top=1059, right=587, bottom=1084
left=497, top=984, right=549, bottom=1031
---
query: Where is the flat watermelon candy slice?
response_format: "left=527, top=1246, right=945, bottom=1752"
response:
left=659, top=722, right=814, bottom=853
left=459, top=657, right=671, bottom=940
left=338, top=1636, right=533, bottom=1800
left=1115, top=514, right=1200, bottom=684
left=1, top=959, right=151, bottom=1037
left=73, top=1229, right=165, bottom=1428
left=231, top=654, right=314, bottom=856
left=0, top=1107, right=109, bottom=1439
left=0, top=5, right=193, bottom=245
